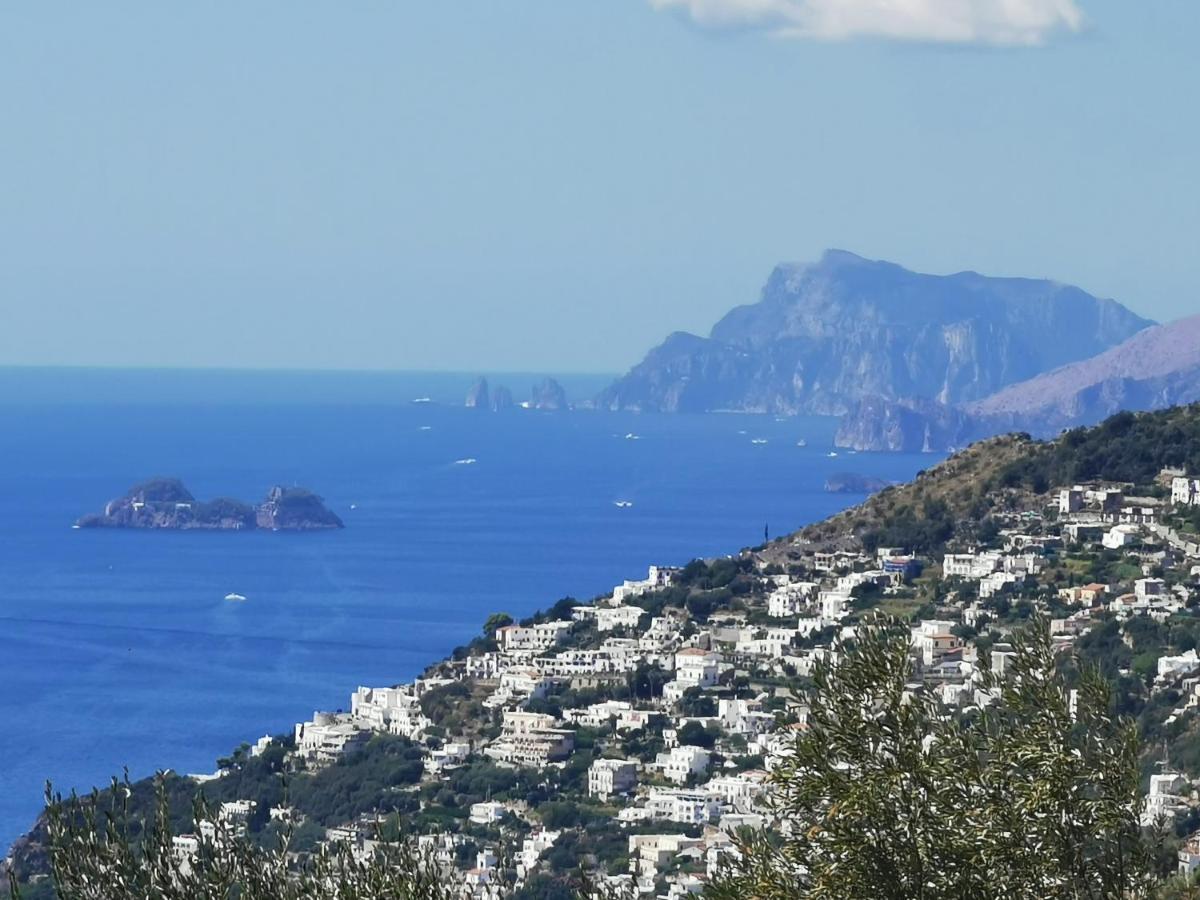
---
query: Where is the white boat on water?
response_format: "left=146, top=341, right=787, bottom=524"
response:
left=225, top=593, right=247, bottom=602
left=796, top=439, right=807, bottom=447
left=455, top=458, right=477, bottom=465
left=827, top=452, right=839, bottom=458
left=624, top=433, right=640, bottom=441
left=412, top=397, right=432, bottom=404
left=751, top=438, right=768, bottom=445
left=418, top=425, right=433, bottom=431
left=614, top=500, right=634, bottom=509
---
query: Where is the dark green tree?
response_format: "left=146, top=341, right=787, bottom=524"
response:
left=707, top=616, right=1154, bottom=900
left=9, top=776, right=452, bottom=900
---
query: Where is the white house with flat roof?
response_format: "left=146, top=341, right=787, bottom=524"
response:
left=674, top=648, right=721, bottom=687
left=655, top=745, right=711, bottom=784
left=589, top=758, right=638, bottom=800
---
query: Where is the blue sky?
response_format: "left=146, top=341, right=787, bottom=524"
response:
left=0, top=1, right=1195, bottom=373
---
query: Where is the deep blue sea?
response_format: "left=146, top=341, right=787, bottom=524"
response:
left=0, top=368, right=941, bottom=851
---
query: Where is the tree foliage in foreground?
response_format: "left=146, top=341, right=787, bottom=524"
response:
left=8, top=779, right=453, bottom=900
left=707, top=616, right=1156, bottom=900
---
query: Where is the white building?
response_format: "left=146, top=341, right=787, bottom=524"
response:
left=767, top=581, right=817, bottom=618
left=564, top=700, right=634, bottom=729
left=943, top=553, right=1000, bottom=580
left=496, top=621, right=571, bottom=654
left=1143, top=773, right=1190, bottom=827
left=717, top=698, right=775, bottom=737
left=611, top=566, right=678, bottom=604
left=818, top=591, right=850, bottom=621
left=655, top=746, right=711, bottom=784
left=469, top=801, right=508, bottom=825
left=647, top=788, right=722, bottom=825
left=704, top=772, right=767, bottom=811
left=640, top=614, right=686, bottom=654
left=1158, top=650, right=1200, bottom=683
left=735, top=627, right=797, bottom=659
left=350, top=685, right=429, bottom=738
left=912, top=620, right=961, bottom=667
left=517, top=830, right=561, bottom=878
left=1172, top=477, right=1200, bottom=507
left=589, top=758, right=638, bottom=799
left=1180, top=829, right=1200, bottom=876
left=674, top=648, right=721, bottom=687
left=1103, top=525, right=1141, bottom=550
left=294, top=713, right=370, bottom=765
left=497, top=667, right=552, bottom=702
left=595, top=604, right=646, bottom=632
left=628, top=834, right=704, bottom=879
left=172, top=835, right=201, bottom=876
left=483, top=710, right=575, bottom=767
left=1136, top=578, right=1167, bottom=600
left=425, top=741, right=470, bottom=774
left=979, top=571, right=1022, bottom=599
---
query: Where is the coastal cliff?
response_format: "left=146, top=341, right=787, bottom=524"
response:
left=837, top=314, right=1200, bottom=452
left=834, top=397, right=984, bottom=453
left=75, top=479, right=344, bottom=531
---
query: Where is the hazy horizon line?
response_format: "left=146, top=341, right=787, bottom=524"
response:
left=0, top=364, right=623, bottom=379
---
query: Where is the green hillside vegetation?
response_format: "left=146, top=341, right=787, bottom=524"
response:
left=794, top=403, right=1200, bottom=557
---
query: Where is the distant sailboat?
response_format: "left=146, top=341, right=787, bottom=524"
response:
left=225, top=593, right=247, bottom=602
left=827, top=451, right=839, bottom=458
left=796, top=439, right=807, bottom=447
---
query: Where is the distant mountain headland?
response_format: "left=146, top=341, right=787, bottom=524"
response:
left=75, top=478, right=344, bottom=531
left=594, top=249, right=1172, bottom=451
left=597, top=250, right=1151, bottom=416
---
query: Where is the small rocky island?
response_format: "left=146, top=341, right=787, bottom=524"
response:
left=75, top=478, right=344, bottom=531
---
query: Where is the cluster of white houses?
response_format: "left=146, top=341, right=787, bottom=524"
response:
left=194, top=467, right=1200, bottom=896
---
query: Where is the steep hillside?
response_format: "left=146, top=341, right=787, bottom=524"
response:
left=788, top=403, right=1200, bottom=555
left=598, top=250, right=1152, bottom=415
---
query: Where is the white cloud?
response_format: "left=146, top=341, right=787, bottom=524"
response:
left=649, top=0, right=1086, bottom=46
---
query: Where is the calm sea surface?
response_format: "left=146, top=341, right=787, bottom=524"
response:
left=0, top=368, right=941, bottom=851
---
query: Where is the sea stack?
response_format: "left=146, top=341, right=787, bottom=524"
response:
left=465, top=377, right=490, bottom=409
left=531, top=377, right=568, bottom=411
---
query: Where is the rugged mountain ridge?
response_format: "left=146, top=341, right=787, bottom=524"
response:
left=838, top=314, right=1200, bottom=452
left=967, top=314, right=1200, bottom=429
left=597, top=250, right=1152, bottom=416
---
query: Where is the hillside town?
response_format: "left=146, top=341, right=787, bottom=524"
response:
left=138, top=464, right=1200, bottom=897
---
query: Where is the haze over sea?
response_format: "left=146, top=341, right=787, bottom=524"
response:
left=0, top=368, right=940, bottom=851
